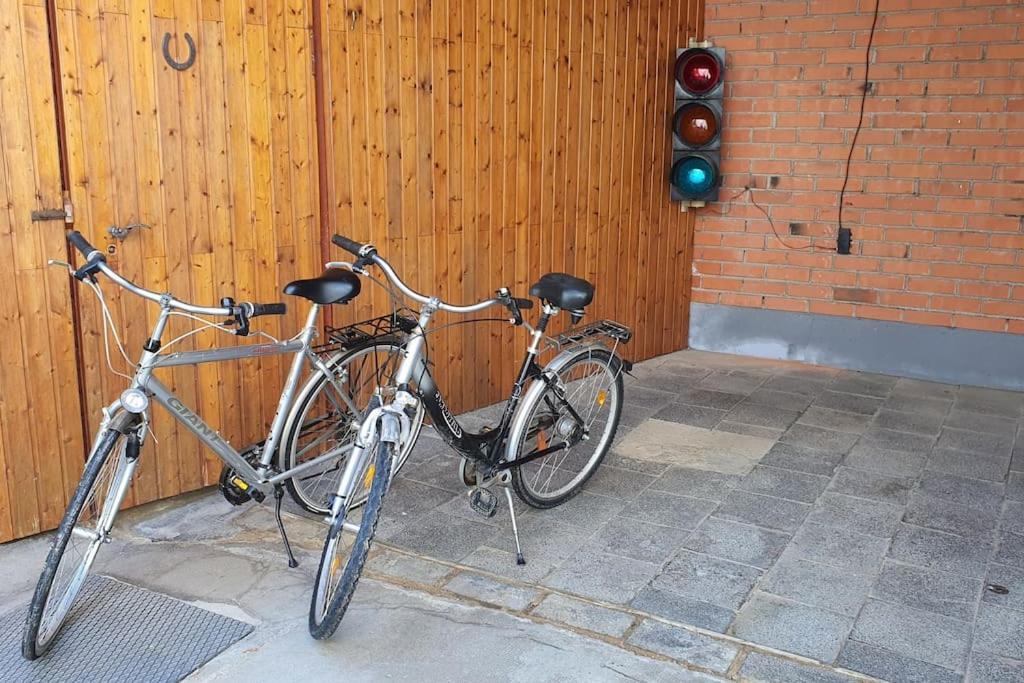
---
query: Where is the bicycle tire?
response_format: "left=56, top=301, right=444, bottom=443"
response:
left=308, top=438, right=393, bottom=639
left=510, top=347, right=624, bottom=508
left=281, top=338, right=423, bottom=515
left=22, top=429, right=129, bottom=659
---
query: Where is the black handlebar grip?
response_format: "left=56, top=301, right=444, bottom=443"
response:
left=68, top=230, right=103, bottom=261
left=250, top=302, right=287, bottom=317
left=514, top=297, right=534, bottom=310
left=331, top=234, right=365, bottom=256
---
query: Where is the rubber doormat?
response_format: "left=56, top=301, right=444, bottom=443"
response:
left=1, top=575, right=253, bottom=682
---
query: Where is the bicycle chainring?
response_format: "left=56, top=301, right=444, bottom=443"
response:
left=218, top=447, right=265, bottom=505
left=218, top=467, right=253, bottom=505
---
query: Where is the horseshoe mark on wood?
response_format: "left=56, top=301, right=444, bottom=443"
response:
left=162, top=32, right=196, bottom=71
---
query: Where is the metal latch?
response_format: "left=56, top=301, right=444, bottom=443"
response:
left=30, top=194, right=74, bottom=224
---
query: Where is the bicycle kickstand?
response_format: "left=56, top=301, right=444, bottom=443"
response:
left=273, top=486, right=300, bottom=569
left=502, top=487, right=526, bottom=565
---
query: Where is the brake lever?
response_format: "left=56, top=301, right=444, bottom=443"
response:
left=220, top=297, right=251, bottom=337
left=497, top=288, right=524, bottom=326
left=234, top=308, right=251, bottom=337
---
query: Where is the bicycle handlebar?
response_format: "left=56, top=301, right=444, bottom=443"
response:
left=331, top=234, right=367, bottom=258
left=68, top=230, right=103, bottom=262
left=332, top=233, right=504, bottom=315
left=66, top=231, right=285, bottom=321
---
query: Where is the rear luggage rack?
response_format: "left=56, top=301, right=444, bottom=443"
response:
left=547, top=319, right=633, bottom=349
left=316, top=310, right=418, bottom=355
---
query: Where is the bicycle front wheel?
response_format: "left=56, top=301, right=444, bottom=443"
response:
left=510, top=347, right=624, bottom=508
left=23, top=429, right=134, bottom=659
left=309, top=437, right=393, bottom=640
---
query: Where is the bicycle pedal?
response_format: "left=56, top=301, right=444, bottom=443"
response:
left=218, top=467, right=253, bottom=506
left=469, top=487, right=498, bottom=518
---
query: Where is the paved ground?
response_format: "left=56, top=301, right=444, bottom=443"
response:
left=2, top=349, right=1022, bottom=682
left=373, top=349, right=1024, bottom=682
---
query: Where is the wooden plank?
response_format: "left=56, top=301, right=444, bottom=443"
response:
left=21, top=3, right=85, bottom=520
left=414, top=16, right=433, bottom=238
left=392, top=31, right=413, bottom=242
left=285, top=26, right=317, bottom=310
left=199, top=19, right=242, bottom=468
left=326, top=29, right=353, bottom=244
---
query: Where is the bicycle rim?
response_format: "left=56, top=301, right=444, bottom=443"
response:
left=33, top=434, right=129, bottom=652
left=516, top=352, right=621, bottom=502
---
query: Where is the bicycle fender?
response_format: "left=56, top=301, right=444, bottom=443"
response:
left=502, top=342, right=612, bottom=464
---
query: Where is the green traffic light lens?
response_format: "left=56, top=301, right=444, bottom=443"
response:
left=671, top=156, right=716, bottom=196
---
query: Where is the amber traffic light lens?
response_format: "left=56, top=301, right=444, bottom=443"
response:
left=675, top=103, right=718, bottom=147
left=677, top=51, right=721, bottom=95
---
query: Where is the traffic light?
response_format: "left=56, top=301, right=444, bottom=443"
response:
left=670, top=45, right=725, bottom=206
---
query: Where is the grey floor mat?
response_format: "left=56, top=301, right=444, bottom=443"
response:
left=2, top=575, right=253, bottom=682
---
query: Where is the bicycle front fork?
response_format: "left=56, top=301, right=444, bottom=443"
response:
left=327, top=403, right=409, bottom=521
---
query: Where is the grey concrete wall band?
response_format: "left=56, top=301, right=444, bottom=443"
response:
left=688, top=302, right=1024, bottom=391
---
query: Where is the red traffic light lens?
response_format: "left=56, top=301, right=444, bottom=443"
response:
left=675, top=103, right=718, bottom=147
left=677, top=50, right=721, bottom=95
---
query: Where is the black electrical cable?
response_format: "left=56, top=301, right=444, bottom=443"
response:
left=837, top=0, right=881, bottom=254
left=713, top=185, right=830, bottom=251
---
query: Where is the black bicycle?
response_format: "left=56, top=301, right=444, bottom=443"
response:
left=309, top=234, right=632, bottom=638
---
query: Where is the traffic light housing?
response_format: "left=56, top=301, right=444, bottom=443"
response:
left=670, top=45, right=725, bottom=206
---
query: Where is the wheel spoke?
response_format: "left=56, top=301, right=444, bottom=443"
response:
left=515, top=354, right=620, bottom=502
left=287, top=342, right=423, bottom=514
left=33, top=435, right=130, bottom=653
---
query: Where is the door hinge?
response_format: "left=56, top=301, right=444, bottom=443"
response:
left=31, top=194, right=74, bottom=224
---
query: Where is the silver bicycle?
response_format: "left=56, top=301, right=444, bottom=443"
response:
left=22, top=231, right=422, bottom=659
left=307, top=234, right=631, bottom=639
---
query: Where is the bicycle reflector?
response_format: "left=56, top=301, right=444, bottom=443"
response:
left=670, top=46, right=725, bottom=206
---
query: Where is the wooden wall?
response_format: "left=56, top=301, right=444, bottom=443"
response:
left=0, top=0, right=700, bottom=542
left=321, top=0, right=701, bottom=413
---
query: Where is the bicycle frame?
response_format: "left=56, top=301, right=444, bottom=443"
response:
left=122, top=301, right=361, bottom=498
left=325, top=293, right=626, bottom=521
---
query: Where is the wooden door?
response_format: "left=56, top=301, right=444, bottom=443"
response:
left=53, top=0, right=320, bottom=510
left=0, top=0, right=88, bottom=542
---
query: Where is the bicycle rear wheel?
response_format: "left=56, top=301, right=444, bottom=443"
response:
left=308, top=437, right=393, bottom=639
left=510, top=347, right=624, bottom=508
left=282, top=339, right=422, bottom=515
left=23, top=429, right=134, bottom=659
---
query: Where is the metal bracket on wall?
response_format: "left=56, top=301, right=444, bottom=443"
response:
left=162, top=32, right=196, bottom=71
left=688, top=37, right=714, bottom=49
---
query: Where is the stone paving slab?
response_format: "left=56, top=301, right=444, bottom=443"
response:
left=614, top=420, right=774, bottom=473
left=851, top=599, right=971, bottom=672
left=731, top=592, right=854, bottom=662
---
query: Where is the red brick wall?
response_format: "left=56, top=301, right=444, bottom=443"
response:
left=695, top=0, right=1024, bottom=334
